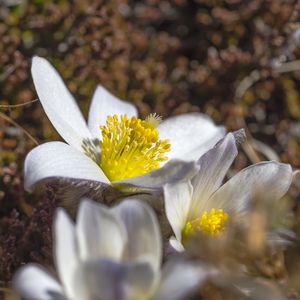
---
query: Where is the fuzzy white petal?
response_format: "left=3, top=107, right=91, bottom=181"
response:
left=88, top=85, right=138, bottom=139
left=76, top=199, right=126, bottom=261
left=115, top=160, right=199, bottom=189
left=31, top=57, right=91, bottom=150
left=164, top=181, right=193, bottom=242
left=54, top=209, right=78, bottom=299
left=13, top=264, right=64, bottom=300
left=209, top=162, right=293, bottom=214
left=190, top=133, right=238, bottom=218
left=112, top=200, right=162, bottom=271
left=153, top=261, right=208, bottom=300
left=24, top=142, right=109, bottom=191
left=158, top=113, right=225, bottom=162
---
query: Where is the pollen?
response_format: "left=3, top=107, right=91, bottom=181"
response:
left=145, top=113, right=162, bottom=128
left=183, top=209, right=229, bottom=237
left=99, top=114, right=170, bottom=182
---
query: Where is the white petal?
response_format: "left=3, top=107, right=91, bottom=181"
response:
left=112, top=200, right=162, bottom=271
left=13, top=264, right=64, bottom=300
left=158, top=113, right=225, bottom=162
left=24, top=141, right=109, bottom=192
left=115, top=160, right=199, bottom=189
left=54, top=209, right=78, bottom=299
left=164, top=181, right=193, bottom=242
left=190, top=133, right=238, bottom=218
left=209, top=162, right=293, bottom=214
left=31, top=57, right=92, bottom=150
left=76, top=199, right=126, bottom=261
left=169, top=237, right=185, bottom=252
left=153, top=260, right=208, bottom=300
left=74, top=259, right=156, bottom=300
left=88, top=85, right=138, bottom=138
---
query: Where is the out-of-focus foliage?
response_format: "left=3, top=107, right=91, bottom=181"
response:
left=1, top=0, right=300, bottom=296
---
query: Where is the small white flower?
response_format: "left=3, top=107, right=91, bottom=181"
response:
left=13, top=199, right=207, bottom=300
left=24, top=57, right=225, bottom=192
left=164, top=133, right=293, bottom=251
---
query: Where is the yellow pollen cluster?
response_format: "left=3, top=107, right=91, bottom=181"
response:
left=100, top=114, right=170, bottom=182
left=183, top=209, right=229, bottom=237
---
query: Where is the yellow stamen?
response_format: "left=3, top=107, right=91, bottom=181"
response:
left=100, top=114, right=170, bottom=182
left=183, top=208, right=229, bottom=237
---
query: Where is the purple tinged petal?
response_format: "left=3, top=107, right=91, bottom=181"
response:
left=74, top=259, right=156, bottom=300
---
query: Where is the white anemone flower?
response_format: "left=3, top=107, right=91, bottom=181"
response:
left=13, top=199, right=207, bottom=300
left=164, top=133, right=293, bottom=251
left=24, top=57, right=225, bottom=192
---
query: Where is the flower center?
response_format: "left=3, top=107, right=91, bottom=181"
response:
left=183, top=208, right=229, bottom=237
left=99, top=114, right=170, bottom=182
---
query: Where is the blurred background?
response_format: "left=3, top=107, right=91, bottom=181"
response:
left=1, top=0, right=300, bottom=290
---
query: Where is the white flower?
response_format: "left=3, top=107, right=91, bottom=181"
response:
left=13, top=199, right=207, bottom=300
left=164, top=133, right=293, bottom=251
left=24, top=57, right=225, bottom=192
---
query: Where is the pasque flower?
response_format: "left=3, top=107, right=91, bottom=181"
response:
left=13, top=199, right=206, bottom=300
left=24, top=57, right=225, bottom=191
left=164, top=133, right=293, bottom=251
